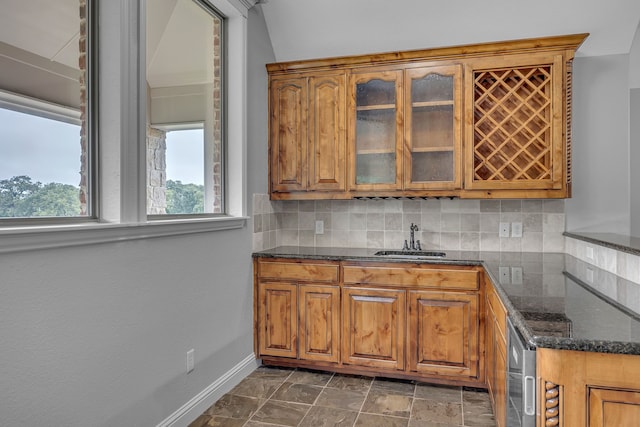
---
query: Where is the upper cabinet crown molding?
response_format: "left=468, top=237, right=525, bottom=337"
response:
left=267, top=34, right=589, bottom=200
left=266, top=34, right=589, bottom=74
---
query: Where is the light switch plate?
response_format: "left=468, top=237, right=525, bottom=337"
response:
left=511, top=222, right=523, bottom=238
left=315, top=220, right=324, bottom=235
left=499, top=266, right=510, bottom=284
left=511, top=267, right=523, bottom=285
left=499, top=222, right=510, bottom=238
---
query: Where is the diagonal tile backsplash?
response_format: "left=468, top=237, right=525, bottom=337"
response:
left=252, top=194, right=565, bottom=253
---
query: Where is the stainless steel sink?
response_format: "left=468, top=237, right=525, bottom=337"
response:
left=374, top=250, right=446, bottom=259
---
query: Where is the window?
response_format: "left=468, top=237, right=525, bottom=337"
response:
left=0, top=0, right=248, bottom=251
left=0, top=0, right=94, bottom=221
left=146, top=0, right=225, bottom=217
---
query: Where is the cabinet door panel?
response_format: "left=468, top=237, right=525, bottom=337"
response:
left=308, top=73, right=346, bottom=191
left=494, top=333, right=507, bottom=427
left=349, top=71, right=403, bottom=191
left=342, top=287, right=405, bottom=370
left=270, top=77, right=307, bottom=192
left=408, top=291, right=478, bottom=378
left=405, top=65, right=462, bottom=190
left=258, top=282, right=298, bottom=358
left=299, top=285, right=340, bottom=363
left=589, top=388, right=640, bottom=427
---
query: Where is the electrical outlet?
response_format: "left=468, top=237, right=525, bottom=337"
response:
left=499, top=222, right=510, bottom=238
left=586, top=267, right=594, bottom=283
left=586, top=246, right=594, bottom=260
left=511, top=222, right=523, bottom=238
left=511, top=267, right=523, bottom=285
left=499, top=266, right=510, bottom=284
left=186, top=349, right=195, bottom=374
left=315, top=220, right=324, bottom=235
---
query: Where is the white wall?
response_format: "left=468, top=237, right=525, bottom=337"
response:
left=565, top=54, right=631, bottom=234
left=0, top=6, right=274, bottom=427
left=630, top=21, right=640, bottom=235
left=246, top=5, right=274, bottom=197
left=629, top=21, right=640, bottom=89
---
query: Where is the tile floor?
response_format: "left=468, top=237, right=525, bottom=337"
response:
left=189, top=366, right=496, bottom=427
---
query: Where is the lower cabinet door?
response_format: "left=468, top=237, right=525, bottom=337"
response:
left=342, top=287, right=405, bottom=370
left=493, top=333, right=507, bottom=427
left=589, top=388, right=640, bottom=427
left=258, top=282, right=298, bottom=358
left=299, top=284, right=340, bottom=363
left=408, top=291, right=479, bottom=379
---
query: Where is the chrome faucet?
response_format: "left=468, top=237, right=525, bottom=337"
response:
left=403, top=223, right=422, bottom=251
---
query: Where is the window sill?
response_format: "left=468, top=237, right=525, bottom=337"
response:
left=0, top=216, right=248, bottom=254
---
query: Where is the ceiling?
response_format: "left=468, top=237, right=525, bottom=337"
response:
left=260, top=0, right=640, bottom=62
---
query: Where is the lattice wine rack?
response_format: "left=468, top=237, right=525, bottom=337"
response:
left=473, top=65, right=554, bottom=184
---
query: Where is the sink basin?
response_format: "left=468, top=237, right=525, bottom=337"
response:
left=374, top=250, right=446, bottom=259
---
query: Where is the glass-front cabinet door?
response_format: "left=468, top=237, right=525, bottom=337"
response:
left=404, top=65, right=462, bottom=190
left=349, top=71, right=403, bottom=191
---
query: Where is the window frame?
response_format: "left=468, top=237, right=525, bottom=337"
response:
left=0, top=0, right=248, bottom=252
left=0, top=0, right=98, bottom=225
left=147, top=0, right=227, bottom=220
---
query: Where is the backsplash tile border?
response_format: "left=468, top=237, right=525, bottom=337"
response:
left=566, top=236, right=640, bottom=284
left=253, top=194, right=566, bottom=253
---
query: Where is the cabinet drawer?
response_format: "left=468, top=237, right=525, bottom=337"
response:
left=343, top=265, right=478, bottom=290
left=258, top=260, right=339, bottom=282
left=487, top=283, right=508, bottom=338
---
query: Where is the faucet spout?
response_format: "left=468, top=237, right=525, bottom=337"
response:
left=405, top=223, right=420, bottom=251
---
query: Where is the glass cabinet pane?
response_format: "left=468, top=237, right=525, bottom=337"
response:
left=355, top=78, right=397, bottom=185
left=409, top=72, right=455, bottom=185
left=412, top=73, right=453, bottom=102
left=357, top=79, right=396, bottom=107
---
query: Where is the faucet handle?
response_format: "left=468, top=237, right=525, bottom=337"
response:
left=416, top=240, right=422, bottom=251
left=403, top=240, right=409, bottom=250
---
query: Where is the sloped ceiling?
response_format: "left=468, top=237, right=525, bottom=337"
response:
left=261, top=0, right=640, bottom=62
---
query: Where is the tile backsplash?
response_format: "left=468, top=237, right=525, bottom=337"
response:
left=253, top=194, right=566, bottom=253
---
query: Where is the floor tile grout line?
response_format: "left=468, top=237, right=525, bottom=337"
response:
left=242, top=366, right=297, bottom=426
left=294, top=370, right=334, bottom=427
left=409, top=380, right=418, bottom=423
left=353, top=375, right=375, bottom=426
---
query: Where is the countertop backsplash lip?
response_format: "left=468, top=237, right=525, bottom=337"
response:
left=564, top=231, right=640, bottom=256
left=254, top=246, right=640, bottom=355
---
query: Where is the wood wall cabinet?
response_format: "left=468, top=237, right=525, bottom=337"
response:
left=269, top=72, right=346, bottom=195
left=485, top=279, right=507, bottom=427
left=349, top=70, right=403, bottom=191
left=267, top=33, right=587, bottom=200
left=404, top=64, right=462, bottom=190
left=537, top=348, right=640, bottom=427
left=464, top=53, right=568, bottom=197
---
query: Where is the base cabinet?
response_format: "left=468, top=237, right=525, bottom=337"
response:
left=485, top=280, right=507, bottom=427
left=408, top=290, right=479, bottom=379
left=256, top=258, right=484, bottom=386
left=299, top=285, right=340, bottom=363
left=255, top=259, right=340, bottom=363
left=258, top=282, right=298, bottom=358
left=537, top=348, right=640, bottom=427
left=342, top=287, right=405, bottom=370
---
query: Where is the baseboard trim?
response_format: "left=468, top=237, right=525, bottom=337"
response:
left=156, top=353, right=259, bottom=427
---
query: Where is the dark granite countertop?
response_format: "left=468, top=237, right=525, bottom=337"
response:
left=253, top=247, right=640, bottom=355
